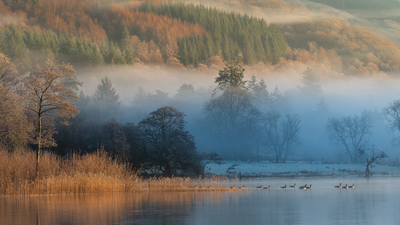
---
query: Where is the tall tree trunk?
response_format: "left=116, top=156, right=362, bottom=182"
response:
left=36, top=114, right=41, bottom=178
left=365, top=161, right=371, bottom=177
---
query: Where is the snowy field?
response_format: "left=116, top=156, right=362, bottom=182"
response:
left=205, top=161, right=400, bottom=177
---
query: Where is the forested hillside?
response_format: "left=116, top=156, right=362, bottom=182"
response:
left=0, top=0, right=287, bottom=70
left=281, top=19, right=400, bottom=75
left=138, top=2, right=287, bottom=65
left=0, top=0, right=399, bottom=77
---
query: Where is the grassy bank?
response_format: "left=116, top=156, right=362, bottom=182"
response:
left=0, top=149, right=236, bottom=195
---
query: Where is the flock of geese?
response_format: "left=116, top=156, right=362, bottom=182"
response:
left=231, top=183, right=355, bottom=190
left=334, top=183, right=355, bottom=189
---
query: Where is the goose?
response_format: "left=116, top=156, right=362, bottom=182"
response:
left=290, top=183, right=296, bottom=188
left=256, top=185, right=263, bottom=188
left=349, top=184, right=355, bottom=189
left=306, top=184, right=312, bottom=189
left=343, top=184, right=348, bottom=189
left=263, top=185, right=271, bottom=189
left=239, top=185, right=245, bottom=189
left=299, top=184, right=307, bottom=189
left=334, top=183, right=342, bottom=188
left=281, top=184, right=287, bottom=188
left=230, top=185, right=237, bottom=189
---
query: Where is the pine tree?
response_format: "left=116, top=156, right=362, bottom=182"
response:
left=178, top=38, right=190, bottom=66
left=121, top=27, right=130, bottom=41
left=204, top=33, right=215, bottom=58
left=93, top=76, right=121, bottom=120
left=241, top=34, right=256, bottom=65
left=298, top=67, right=323, bottom=98
left=269, top=24, right=287, bottom=64
left=124, top=46, right=134, bottom=64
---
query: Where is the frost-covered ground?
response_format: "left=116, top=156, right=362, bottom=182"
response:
left=205, top=161, right=400, bottom=177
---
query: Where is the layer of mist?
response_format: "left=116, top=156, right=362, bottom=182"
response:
left=76, top=65, right=400, bottom=163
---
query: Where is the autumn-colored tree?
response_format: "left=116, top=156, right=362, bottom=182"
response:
left=0, top=55, right=32, bottom=150
left=0, top=82, right=32, bottom=150
left=23, top=60, right=79, bottom=175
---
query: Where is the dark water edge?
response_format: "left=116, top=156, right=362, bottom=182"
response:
left=1, top=177, right=400, bottom=225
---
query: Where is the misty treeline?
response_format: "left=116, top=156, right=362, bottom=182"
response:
left=1, top=51, right=400, bottom=177
left=0, top=55, right=223, bottom=177
left=88, top=63, right=399, bottom=167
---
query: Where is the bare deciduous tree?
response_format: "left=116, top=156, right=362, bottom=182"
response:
left=326, top=111, right=371, bottom=163
left=198, top=152, right=223, bottom=176
left=383, top=100, right=400, bottom=144
left=359, top=145, right=387, bottom=177
left=23, top=60, right=79, bottom=175
left=262, top=111, right=301, bottom=163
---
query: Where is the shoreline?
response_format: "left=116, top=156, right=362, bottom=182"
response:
left=205, top=161, right=400, bottom=178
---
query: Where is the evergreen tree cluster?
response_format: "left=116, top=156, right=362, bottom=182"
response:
left=0, top=26, right=139, bottom=70
left=139, top=2, right=287, bottom=66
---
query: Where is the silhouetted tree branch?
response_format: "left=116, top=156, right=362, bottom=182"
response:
left=359, top=144, right=387, bottom=177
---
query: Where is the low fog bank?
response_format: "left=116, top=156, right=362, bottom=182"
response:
left=76, top=65, right=400, bottom=164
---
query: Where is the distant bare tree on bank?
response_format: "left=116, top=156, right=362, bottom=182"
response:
left=262, top=111, right=301, bottom=163
left=326, top=111, right=371, bottom=163
left=198, top=152, right=223, bottom=176
left=23, top=60, right=79, bottom=177
left=359, top=145, right=387, bottom=177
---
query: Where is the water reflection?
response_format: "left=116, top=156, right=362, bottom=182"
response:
left=0, top=192, right=242, bottom=225
left=1, top=178, right=400, bottom=225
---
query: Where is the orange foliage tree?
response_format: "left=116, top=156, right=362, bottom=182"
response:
left=23, top=60, right=79, bottom=176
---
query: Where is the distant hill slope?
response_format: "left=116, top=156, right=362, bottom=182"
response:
left=287, top=0, right=400, bottom=47
left=0, top=0, right=400, bottom=77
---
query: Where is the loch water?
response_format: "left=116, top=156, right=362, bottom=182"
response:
left=1, top=177, right=400, bottom=225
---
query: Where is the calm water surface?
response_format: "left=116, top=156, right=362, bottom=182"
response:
left=1, top=178, right=400, bottom=225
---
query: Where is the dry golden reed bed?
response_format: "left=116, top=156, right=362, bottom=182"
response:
left=0, top=149, right=239, bottom=195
